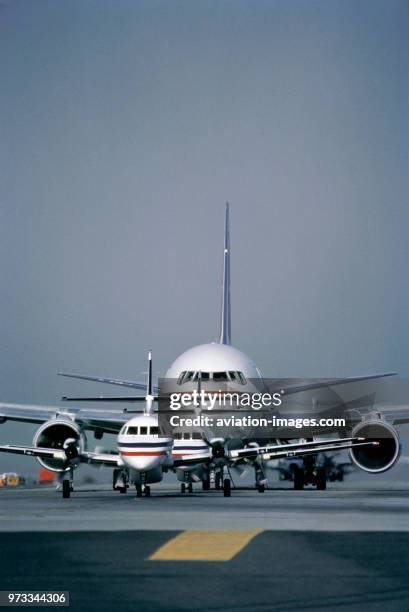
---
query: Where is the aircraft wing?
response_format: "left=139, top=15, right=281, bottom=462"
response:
left=80, top=451, right=120, bottom=466
left=0, top=443, right=67, bottom=461
left=172, top=453, right=211, bottom=467
left=0, top=402, right=132, bottom=435
left=0, top=403, right=70, bottom=425
left=0, top=443, right=120, bottom=467
left=229, top=436, right=378, bottom=462
left=269, top=373, right=397, bottom=396
left=374, top=405, right=409, bottom=426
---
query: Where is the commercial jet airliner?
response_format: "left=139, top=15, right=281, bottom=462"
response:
left=0, top=205, right=406, bottom=498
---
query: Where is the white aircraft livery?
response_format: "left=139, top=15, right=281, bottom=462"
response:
left=0, top=204, right=406, bottom=497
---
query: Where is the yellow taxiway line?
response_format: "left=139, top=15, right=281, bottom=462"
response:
left=148, top=530, right=261, bottom=561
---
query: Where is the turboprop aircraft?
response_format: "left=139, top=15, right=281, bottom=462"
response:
left=0, top=352, right=212, bottom=498
left=0, top=204, right=407, bottom=497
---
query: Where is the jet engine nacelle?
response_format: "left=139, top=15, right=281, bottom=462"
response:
left=349, top=420, right=400, bottom=474
left=33, top=419, right=87, bottom=472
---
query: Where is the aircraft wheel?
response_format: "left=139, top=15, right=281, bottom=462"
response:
left=144, top=485, right=151, bottom=497
left=181, top=483, right=186, bottom=494
left=135, top=484, right=142, bottom=497
left=187, top=482, right=193, bottom=494
left=257, top=484, right=265, bottom=493
left=316, top=468, right=327, bottom=490
left=223, top=478, right=231, bottom=497
left=293, top=466, right=304, bottom=490
left=62, top=480, right=71, bottom=499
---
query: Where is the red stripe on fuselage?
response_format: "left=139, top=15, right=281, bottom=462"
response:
left=120, top=451, right=167, bottom=456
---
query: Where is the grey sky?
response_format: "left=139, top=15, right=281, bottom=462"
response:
left=0, top=0, right=408, bottom=474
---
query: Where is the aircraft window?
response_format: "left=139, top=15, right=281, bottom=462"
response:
left=177, top=371, right=186, bottom=385
left=237, top=372, right=247, bottom=384
left=183, top=371, right=194, bottom=383
left=183, top=432, right=191, bottom=440
left=192, top=432, right=202, bottom=440
left=193, top=372, right=210, bottom=381
left=140, top=426, right=148, bottom=435
left=213, top=371, right=228, bottom=381
left=120, top=425, right=127, bottom=434
left=127, top=426, right=139, bottom=435
left=174, top=432, right=182, bottom=440
left=151, top=426, right=159, bottom=436
left=229, top=371, right=239, bottom=382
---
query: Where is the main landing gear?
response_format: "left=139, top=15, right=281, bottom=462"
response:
left=214, top=467, right=231, bottom=496
left=202, top=476, right=211, bottom=491
left=61, top=468, right=74, bottom=499
left=223, top=478, right=231, bottom=497
left=215, top=471, right=222, bottom=490
left=293, top=464, right=327, bottom=491
left=255, top=465, right=267, bottom=493
left=113, top=468, right=128, bottom=494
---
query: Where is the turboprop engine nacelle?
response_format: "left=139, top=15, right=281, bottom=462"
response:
left=349, top=420, right=400, bottom=474
left=33, top=419, right=87, bottom=472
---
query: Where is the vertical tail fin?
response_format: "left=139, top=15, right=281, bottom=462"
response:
left=145, top=350, right=153, bottom=415
left=219, top=202, right=231, bottom=345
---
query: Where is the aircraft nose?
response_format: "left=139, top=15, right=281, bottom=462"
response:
left=122, top=453, right=162, bottom=471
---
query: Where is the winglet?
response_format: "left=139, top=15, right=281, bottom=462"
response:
left=219, top=202, right=231, bottom=345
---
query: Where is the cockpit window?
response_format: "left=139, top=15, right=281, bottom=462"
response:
left=182, top=432, right=191, bottom=440
left=178, top=370, right=247, bottom=384
left=192, top=432, right=202, bottom=440
left=213, top=371, right=228, bottom=381
left=228, top=371, right=247, bottom=384
left=237, top=372, right=247, bottom=384
left=151, top=426, right=159, bottom=436
left=140, top=426, right=148, bottom=435
left=184, top=371, right=195, bottom=383
left=127, top=426, right=138, bottom=435
left=193, top=372, right=210, bottom=381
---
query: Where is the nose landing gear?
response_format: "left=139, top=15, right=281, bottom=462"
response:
left=180, top=476, right=193, bottom=494
left=135, top=473, right=151, bottom=497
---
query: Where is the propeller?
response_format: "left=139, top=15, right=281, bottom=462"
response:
left=63, top=438, right=80, bottom=461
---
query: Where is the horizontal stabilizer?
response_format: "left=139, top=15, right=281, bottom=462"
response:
left=61, top=396, right=149, bottom=402
left=58, top=372, right=159, bottom=393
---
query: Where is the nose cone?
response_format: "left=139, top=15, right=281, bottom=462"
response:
left=118, top=432, right=172, bottom=472
left=122, top=453, right=163, bottom=471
